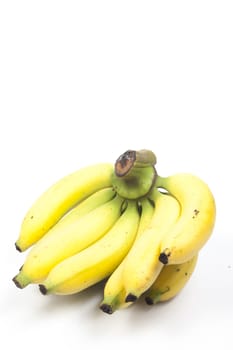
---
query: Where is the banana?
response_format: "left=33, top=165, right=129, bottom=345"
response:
left=100, top=197, right=155, bottom=314
left=38, top=200, right=140, bottom=296
left=145, top=254, right=198, bottom=305
left=58, top=187, right=115, bottom=224
left=15, top=163, right=114, bottom=252
left=123, top=188, right=181, bottom=302
left=156, top=174, right=216, bottom=265
left=12, top=194, right=122, bottom=288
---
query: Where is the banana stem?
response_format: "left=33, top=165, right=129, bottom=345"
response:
left=112, top=149, right=157, bottom=200
left=112, top=166, right=157, bottom=200
left=114, top=149, right=156, bottom=177
left=134, top=149, right=157, bottom=168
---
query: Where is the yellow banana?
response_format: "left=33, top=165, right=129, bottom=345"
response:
left=15, top=163, right=113, bottom=252
left=38, top=200, right=140, bottom=296
left=58, top=187, right=115, bottom=224
left=123, top=188, right=181, bottom=303
left=145, top=254, right=198, bottom=304
left=156, top=174, right=216, bottom=265
left=12, top=194, right=122, bottom=288
left=100, top=197, right=155, bottom=314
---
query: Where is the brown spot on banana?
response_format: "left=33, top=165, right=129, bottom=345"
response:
left=192, top=209, right=200, bottom=219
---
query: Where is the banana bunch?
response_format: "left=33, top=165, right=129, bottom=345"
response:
left=12, top=149, right=216, bottom=314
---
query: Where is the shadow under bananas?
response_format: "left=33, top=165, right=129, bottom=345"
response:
left=37, top=280, right=107, bottom=315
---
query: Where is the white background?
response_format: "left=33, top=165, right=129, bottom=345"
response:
left=0, top=1, right=233, bottom=349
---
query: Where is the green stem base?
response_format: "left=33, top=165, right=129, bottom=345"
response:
left=112, top=166, right=157, bottom=200
left=12, top=272, right=31, bottom=289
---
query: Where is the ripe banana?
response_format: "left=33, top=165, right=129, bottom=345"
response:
left=15, top=163, right=114, bottom=252
left=100, top=197, right=155, bottom=314
left=58, top=187, right=115, bottom=223
left=156, top=174, right=216, bottom=265
left=38, top=200, right=140, bottom=296
left=12, top=194, right=122, bottom=288
left=145, top=254, right=198, bottom=305
left=123, top=188, right=181, bottom=303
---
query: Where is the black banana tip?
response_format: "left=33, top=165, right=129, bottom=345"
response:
left=15, top=242, right=22, bottom=252
left=39, top=284, right=47, bottom=295
left=12, top=276, right=23, bottom=289
left=145, top=296, right=154, bottom=305
left=99, top=303, right=114, bottom=314
left=159, top=252, right=169, bottom=264
left=125, top=293, right=138, bottom=303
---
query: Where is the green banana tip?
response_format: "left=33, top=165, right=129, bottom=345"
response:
left=99, top=303, right=114, bottom=315
left=12, top=271, right=31, bottom=289
left=39, top=284, right=47, bottom=295
left=12, top=275, right=23, bottom=289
